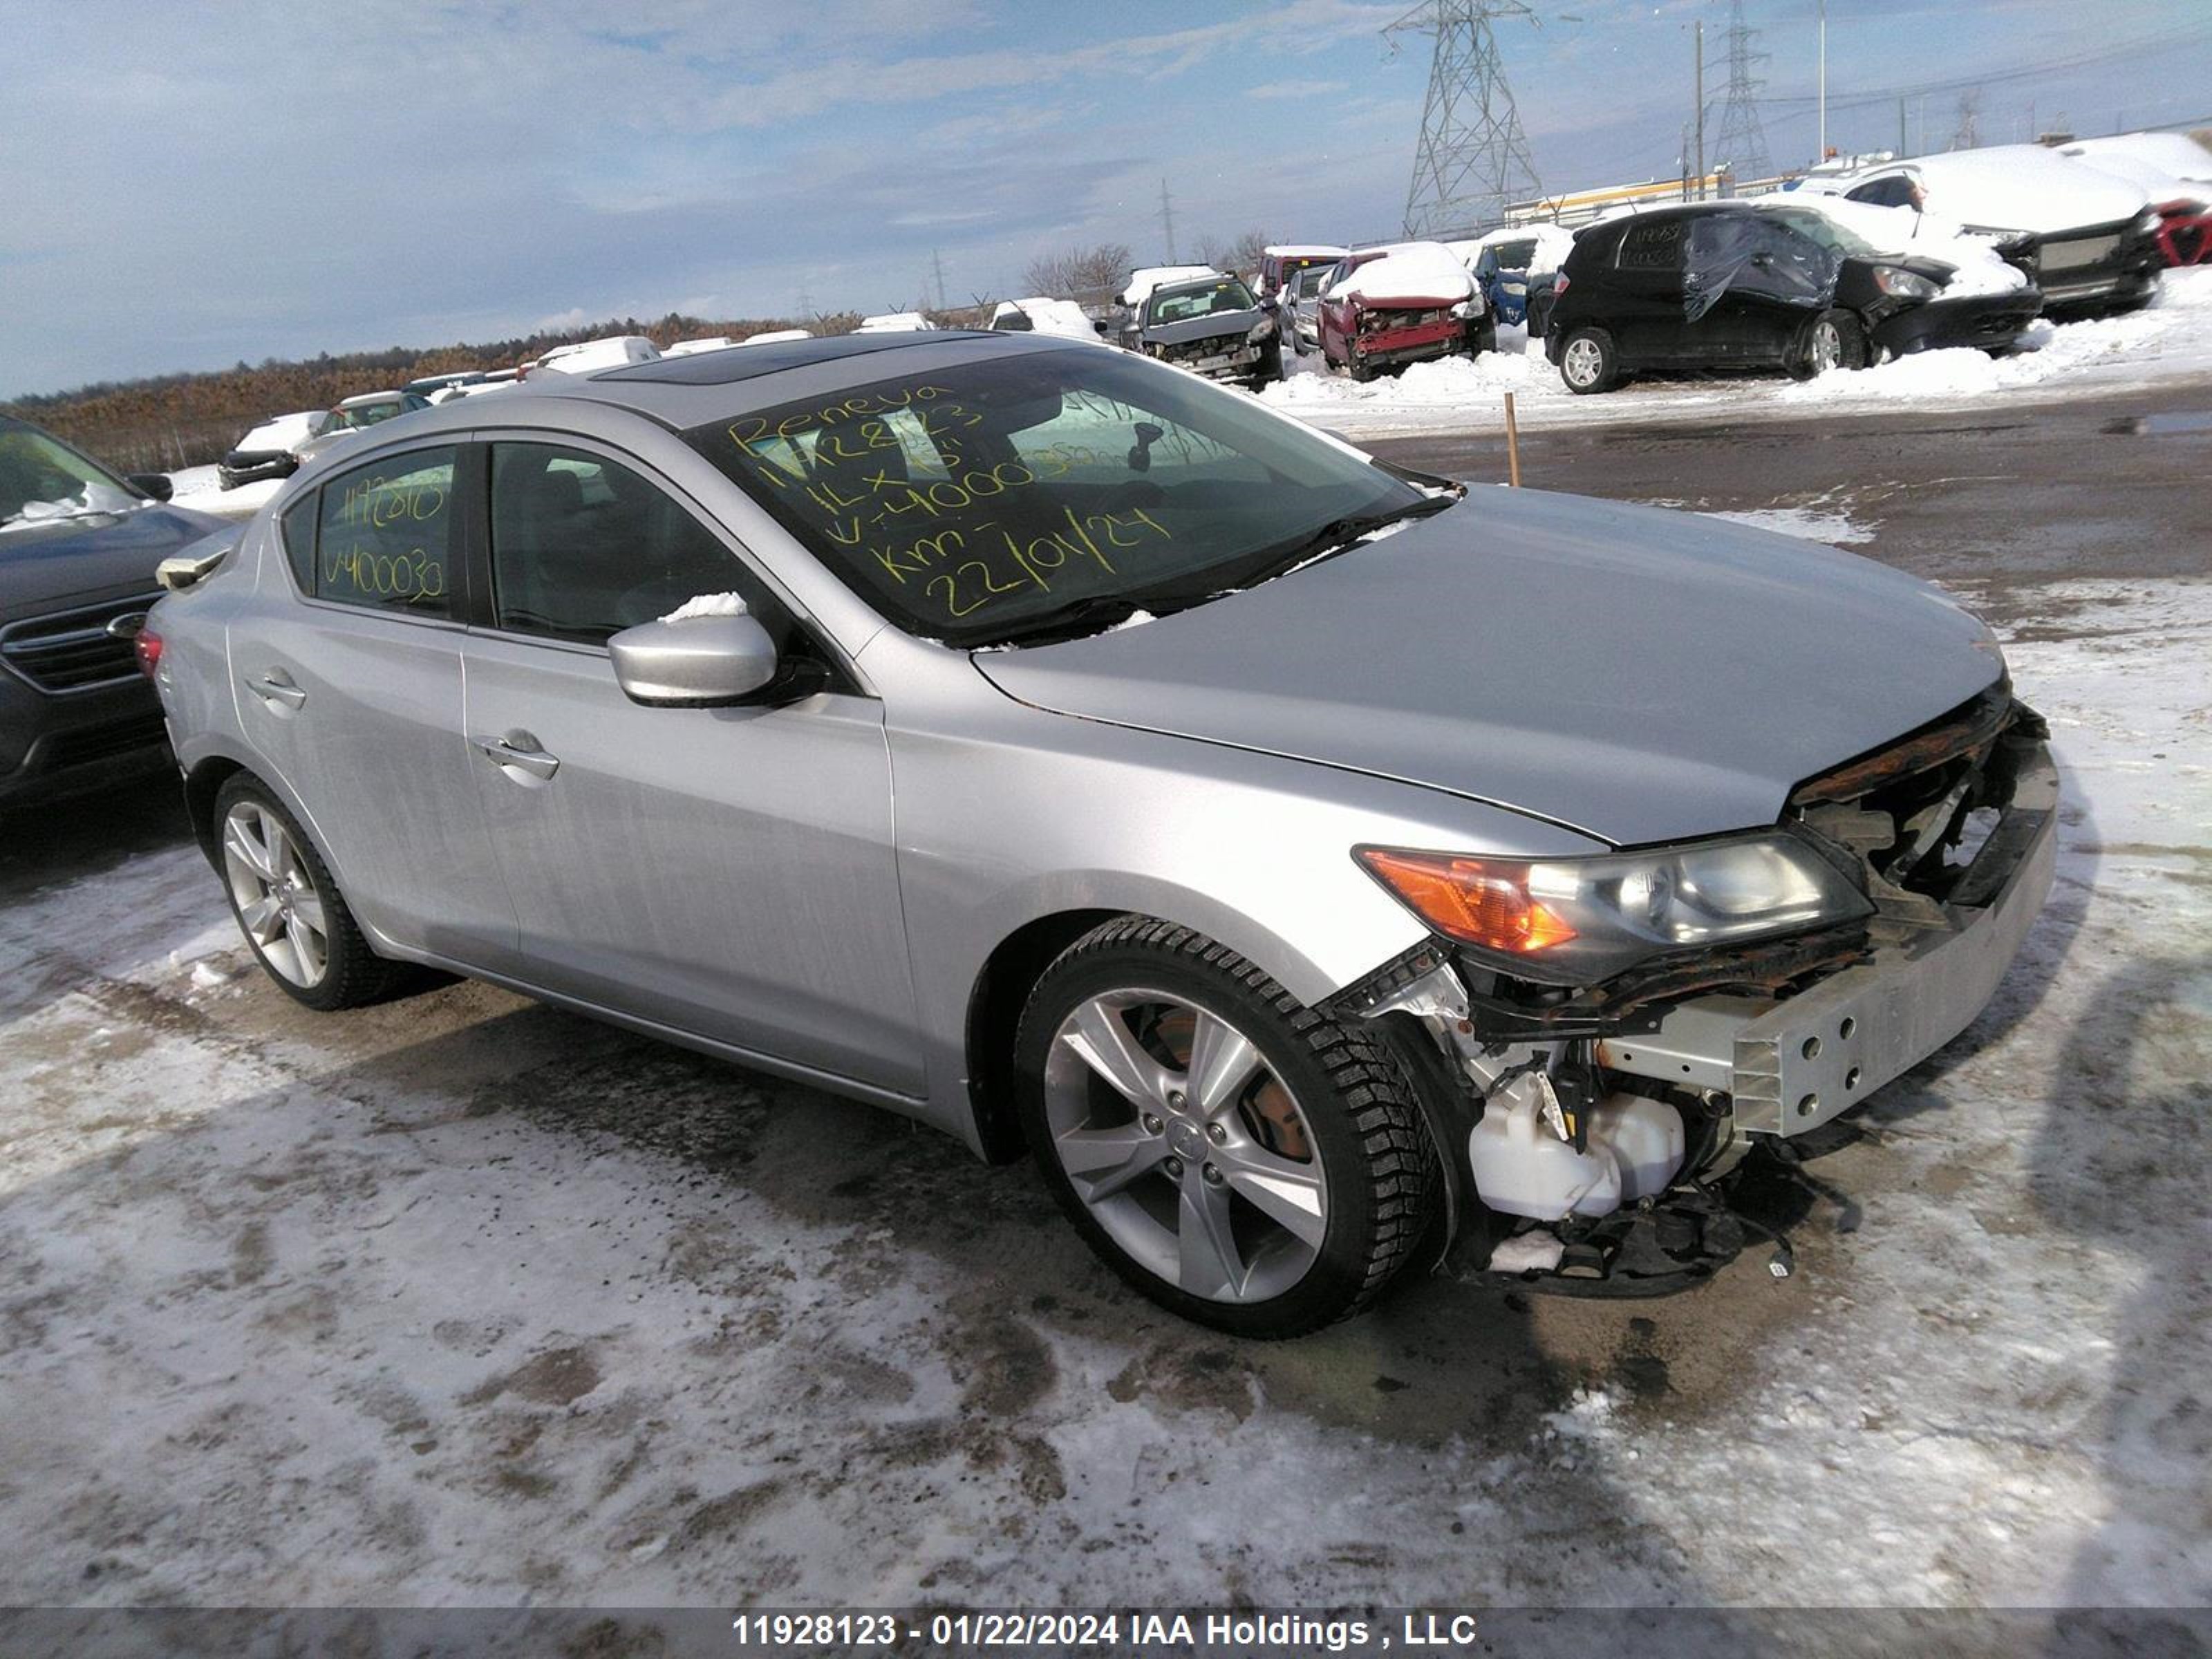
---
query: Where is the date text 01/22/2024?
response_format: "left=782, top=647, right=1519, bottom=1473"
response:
left=725, top=1611, right=1485, bottom=1650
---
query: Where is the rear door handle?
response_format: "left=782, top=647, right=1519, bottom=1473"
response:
left=251, top=670, right=307, bottom=711
left=470, top=733, right=560, bottom=782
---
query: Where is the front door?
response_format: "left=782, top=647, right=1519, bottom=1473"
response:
left=459, top=438, right=923, bottom=1096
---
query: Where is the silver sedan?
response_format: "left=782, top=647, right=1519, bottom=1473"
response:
left=143, top=331, right=2054, bottom=1335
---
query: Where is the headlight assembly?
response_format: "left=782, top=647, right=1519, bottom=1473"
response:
left=1354, top=832, right=1873, bottom=986
left=1871, top=265, right=1940, bottom=299
left=1247, top=319, right=1276, bottom=343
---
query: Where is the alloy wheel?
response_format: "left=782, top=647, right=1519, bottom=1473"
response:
left=1563, top=337, right=1603, bottom=387
left=1040, top=988, right=1328, bottom=1303
left=1810, top=319, right=1842, bottom=374
left=221, top=800, right=329, bottom=987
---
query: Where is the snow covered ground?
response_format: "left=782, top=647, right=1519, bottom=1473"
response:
left=167, top=463, right=280, bottom=521
left=1, top=529, right=2205, bottom=1624
left=1262, top=267, right=2212, bottom=440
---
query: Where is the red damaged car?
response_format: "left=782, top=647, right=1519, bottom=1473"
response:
left=1317, top=241, right=1492, bottom=382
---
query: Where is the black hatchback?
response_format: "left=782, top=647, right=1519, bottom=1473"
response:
left=1544, top=203, right=2045, bottom=394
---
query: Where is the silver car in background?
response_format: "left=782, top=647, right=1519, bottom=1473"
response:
left=144, top=331, right=2055, bottom=1335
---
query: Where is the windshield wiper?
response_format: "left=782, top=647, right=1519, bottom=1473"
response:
left=1242, top=491, right=1461, bottom=586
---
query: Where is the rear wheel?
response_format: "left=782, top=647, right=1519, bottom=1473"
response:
left=1558, top=326, right=1618, bottom=393
left=214, top=774, right=402, bottom=1011
left=1790, top=309, right=1866, bottom=379
left=1015, top=918, right=1440, bottom=1337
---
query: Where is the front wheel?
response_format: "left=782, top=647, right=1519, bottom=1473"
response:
left=1015, top=918, right=1440, bottom=1337
left=1557, top=326, right=1618, bottom=393
left=1790, top=309, right=1866, bottom=379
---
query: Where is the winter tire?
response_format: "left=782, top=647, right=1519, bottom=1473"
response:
left=1558, top=326, right=1618, bottom=394
left=214, top=774, right=404, bottom=1011
left=1015, top=917, right=1441, bottom=1338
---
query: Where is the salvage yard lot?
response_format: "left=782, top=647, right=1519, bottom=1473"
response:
left=3, top=387, right=2208, bottom=1618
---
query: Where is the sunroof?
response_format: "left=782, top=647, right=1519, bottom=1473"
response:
left=599, top=330, right=999, bottom=386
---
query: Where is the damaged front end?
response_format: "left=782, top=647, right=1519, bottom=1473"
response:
left=1331, top=688, right=2059, bottom=1293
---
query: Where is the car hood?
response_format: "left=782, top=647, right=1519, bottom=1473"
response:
left=0, top=503, right=228, bottom=619
left=974, top=490, right=2003, bottom=847
left=1141, top=306, right=1266, bottom=346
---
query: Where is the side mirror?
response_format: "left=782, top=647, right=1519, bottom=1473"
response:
left=609, top=612, right=783, bottom=707
left=126, top=472, right=174, bottom=503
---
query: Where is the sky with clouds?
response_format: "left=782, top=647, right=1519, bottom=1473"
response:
left=3, top=0, right=2207, bottom=397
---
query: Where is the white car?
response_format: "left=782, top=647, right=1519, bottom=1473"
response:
left=1793, top=145, right=2161, bottom=310
left=738, top=328, right=812, bottom=346
left=662, top=337, right=735, bottom=357
left=854, top=312, right=937, bottom=334
left=527, top=335, right=662, bottom=377
left=988, top=297, right=1106, bottom=342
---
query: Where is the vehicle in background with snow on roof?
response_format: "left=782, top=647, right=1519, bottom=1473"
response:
left=1545, top=201, right=2043, bottom=395
left=663, top=337, right=735, bottom=357
left=528, top=336, right=662, bottom=377
left=739, top=328, right=813, bottom=347
left=1256, top=244, right=1349, bottom=306
left=855, top=312, right=938, bottom=334
left=1134, top=274, right=1284, bottom=388
left=292, top=391, right=431, bottom=465
left=218, top=411, right=327, bottom=489
left=1792, top=144, right=2161, bottom=314
left=1112, top=265, right=1221, bottom=349
left=2054, top=131, right=2212, bottom=268
left=1452, top=225, right=1578, bottom=328
left=989, top=297, right=1109, bottom=342
left=1316, top=242, right=1490, bottom=382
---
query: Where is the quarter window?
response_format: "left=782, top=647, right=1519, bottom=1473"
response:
left=279, top=493, right=317, bottom=593
left=1618, top=218, right=1687, bottom=271
left=487, top=442, right=779, bottom=646
left=312, top=447, right=458, bottom=617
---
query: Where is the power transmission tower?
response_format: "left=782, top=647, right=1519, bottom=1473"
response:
left=1387, top=1, right=1543, bottom=238
left=1158, top=178, right=1178, bottom=263
left=1951, top=88, right=1981, bottom=151
left=1713, top=0, right=1772, bottom=186
left=930, top=248, right=948, bottom=310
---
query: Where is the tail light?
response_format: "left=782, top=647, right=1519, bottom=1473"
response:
left=1553, top=274, right=1570, bottom=296
left=134, top=627, right=163, bottom=679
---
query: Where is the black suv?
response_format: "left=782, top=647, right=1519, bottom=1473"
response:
left=1544, top=203, right=2045, bottom=394
left=0, top=415, right=225, bottom=805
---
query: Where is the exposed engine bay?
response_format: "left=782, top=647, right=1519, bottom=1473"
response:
left=1335, top=688, right=2058, bottom=1293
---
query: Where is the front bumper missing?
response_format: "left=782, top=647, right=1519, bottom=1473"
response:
left=1596, top=742, right=2059, bottom=1137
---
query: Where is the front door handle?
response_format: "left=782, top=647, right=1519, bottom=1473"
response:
left=251, top=671, right=307, bottom=711
left=470, top=733, right=560, bottom=782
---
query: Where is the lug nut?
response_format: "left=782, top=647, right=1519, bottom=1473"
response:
left=1206, top=1122, right=1228, bottom=1145
left=1167, top=1089, right=1187, bottom=1110
left=1164, top=1156, right=1184, bottom=1179
left=1142, top=1113, right=1163, bottom=1134
left=1202, top=1163, right=1224, bottom=1185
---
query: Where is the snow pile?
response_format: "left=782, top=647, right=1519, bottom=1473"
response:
left=992, top=298, right=1105, bottom=342
left=1770, top=196, right=2027, bottom=297
left=854, top=312, right=935, bottom=334
left=232, top=411, right=321, bottom=453
left=659, top=592, right=749, bottom=622
left=1327, top=242, right=1474, bottom=305
left=1488, top=1230, right=1565, bottom=1273
left=1261, top=335, right=1541, bottom=419
left=1116, top=265, right=1219, bottom=307
left=2056, top=131, right=2212, bottom=189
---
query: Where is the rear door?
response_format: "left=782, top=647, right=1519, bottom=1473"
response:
left=458, top=435, right=922, bottom=1095
left=241, top=443, right=520, bottom=971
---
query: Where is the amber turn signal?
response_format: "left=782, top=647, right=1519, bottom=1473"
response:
left=1354, top=847, right=1579, bottom=953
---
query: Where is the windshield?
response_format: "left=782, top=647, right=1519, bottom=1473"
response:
left=0, top=418, right=140, bottom=529
left=1145, top=279, right=1257, bottom=326
left=683, top=345, right=1426, bottom=646
left=1762, top=207, right=1877, bottom=258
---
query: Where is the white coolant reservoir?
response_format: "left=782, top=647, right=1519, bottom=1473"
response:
left=1468, top=1076, right=1624, bottom=1221
left=1586, top=1092, right=1685, bottom=1202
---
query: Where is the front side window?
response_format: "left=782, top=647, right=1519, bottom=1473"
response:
left=312, top=446, right=457, bottom=617
left=682, top=345, right=1427, bottom=646
left=0, top=417, right=139, bottom=532
left=488, top=442, right=780, bottom=646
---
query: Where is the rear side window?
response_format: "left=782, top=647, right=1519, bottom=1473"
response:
left=1618, top=219, right=1688, bottom=271
left=313, top=446, right=458, bottom=617
left=1846, top=176, right=1916, bottom=209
